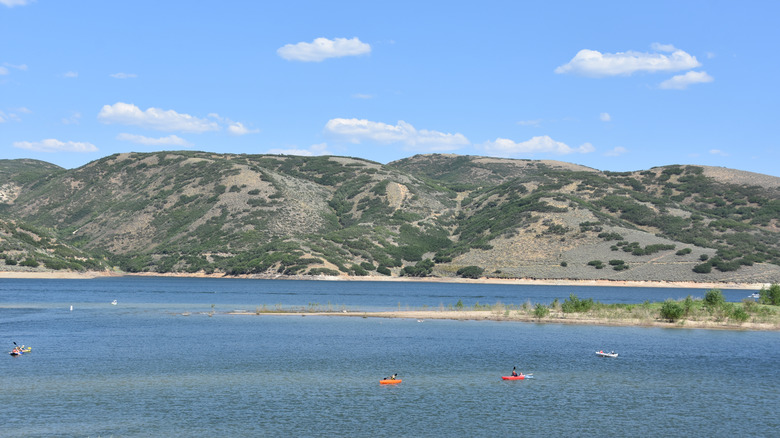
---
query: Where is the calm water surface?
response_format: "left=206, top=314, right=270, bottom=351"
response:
left=1, top=278, right=778, bottom=437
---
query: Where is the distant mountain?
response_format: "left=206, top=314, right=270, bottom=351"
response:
left=1, top=152, right=779, bottom=283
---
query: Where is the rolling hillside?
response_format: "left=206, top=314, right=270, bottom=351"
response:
left=1, top=151, right=779, bottom=283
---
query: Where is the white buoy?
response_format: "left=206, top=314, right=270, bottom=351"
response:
left=111, top=300, right=117, bottom=305
left=70, top=305, right=73, bottom=311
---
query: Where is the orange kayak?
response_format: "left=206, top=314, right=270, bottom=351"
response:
left=380, top=379, right=402, bottom=384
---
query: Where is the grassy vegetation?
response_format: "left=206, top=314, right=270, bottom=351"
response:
left=2, top=153, right=780, bottom=279
left=419, top=288, right=780, bottom=328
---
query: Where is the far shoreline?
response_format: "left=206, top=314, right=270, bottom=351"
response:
left=225, top=309, right=780, bottom=332
left=0, top=269, right=770, bottom=291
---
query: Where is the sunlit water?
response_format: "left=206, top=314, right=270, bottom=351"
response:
left=1, top=278, right=777, bottom=437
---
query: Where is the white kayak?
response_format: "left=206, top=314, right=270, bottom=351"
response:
left=596, top=351, right=618, bottom=358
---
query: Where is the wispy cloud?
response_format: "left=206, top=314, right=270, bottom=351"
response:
left=266, top=143, right=331, bottom=156
left=352, top=93, right=374, bottom=99
left=604, top=146, right=627, bottom=157
left=325, top=118, right=469, bottom=151
left=709, top=149, right=729, bottom=157
left=116, top=133, right=193, bottom=147
left=13, top=139, right=97, bottom=153
left=659, top=71, right=714, bottom=90
left=555, top=44, right=700, bottom=77
left=98, top=102, right=220, bottom=133
left=278, top=37, right=371, bottom=62
left=227, top=121, right=259, bottom=136
left=517, top=119, right=542, bottom=127
left=62, top=111, right=82, bottom=125
left=600, top=112, right=611, bottom=122
left=0, top=107, right=30, bottom=123
left=110, top=72, right=137, bottom=79
left=0, top=0, right=35, bottom=7
left=480, top=136, right=595, bottom=156
left=63, top=71, right=78, bottom=78
left=2, top=62, right=27, bottom=74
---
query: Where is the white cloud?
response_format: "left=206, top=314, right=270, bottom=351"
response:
left=13, top=139, right=97, bottom=153
left=98, top=102, right=220, bottom=133
left=517, top=119, right=542, bottom=127
left=0, top=0, right=34, bottom=7
left=481, top=136, right=595, bottom=156
left=709, top=149, right=729, bottom=157
left=116, top=133, right=193, bottom=147
left=555, top=44, right=701, bottom=77
left=227, top=121, right=259, bottom=136
left=62, top=111, right=82, bottom=125
left=278, top=37, right=371, bottom=62
left=0, top=107, right=28, bottom=123
left=63, top=71, right=78, bottom=78
left=659, top=71, right=714, bottom=90
left=325, top=118, right=469, bottom=151
left=604, top=146, right=627, bottom=157
left=110, top=72, right=137, bottom=79
left=266, top=143, right=331, bottom=156
left=0, top=67, right=7, bottom=75
left=600, top=112, right=611, bottom=122
left=352, top=93, right=374, bottom=99
left=4, top=63, right=28, bottom=71
left=650, top=43, right=677, bottom=52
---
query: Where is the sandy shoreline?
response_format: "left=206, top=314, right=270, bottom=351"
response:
left=226, top=309, right=780, bottom=331
left=0, top=269, right=770, bottom=290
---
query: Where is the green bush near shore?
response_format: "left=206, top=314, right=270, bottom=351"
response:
left=660, top=300, right=685, bottom=321
left=440, top=288, right=778, bottom=327
left=759, top=283, right=780, bottom=305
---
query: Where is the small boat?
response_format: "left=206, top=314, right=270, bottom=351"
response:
left=748, top=293, right=760, bottom=299
left=379, top=379, right=402, bottom=384
left=111, top=300, right=118, bottom=305
left=502, top=375, right=526, bottom=380
left=596, top=350, right=618, bottom=358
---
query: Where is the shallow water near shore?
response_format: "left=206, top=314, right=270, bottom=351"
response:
left=2, top=278, right=778, bottom=437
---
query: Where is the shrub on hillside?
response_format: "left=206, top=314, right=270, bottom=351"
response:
left=587, top=260, right=604, bottom=269
left=457, top=266, right=484, bottom=279
left=20, top=258, right=39, bottom=268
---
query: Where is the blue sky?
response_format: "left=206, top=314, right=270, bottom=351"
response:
left=2, top=1, right=779, bottom=177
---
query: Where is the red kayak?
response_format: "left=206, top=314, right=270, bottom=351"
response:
left=502, top=375, right=525, bottom=380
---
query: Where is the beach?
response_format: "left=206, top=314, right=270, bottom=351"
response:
left=0, top=269, right=769, bottom=290
left=227, top=308, right=780, bottom=331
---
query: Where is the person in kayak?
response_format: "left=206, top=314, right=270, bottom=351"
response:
left=511, top=367, right=519, bottom=377
left=390, top=373, right=397, bottom=380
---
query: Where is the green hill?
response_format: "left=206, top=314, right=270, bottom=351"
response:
left=1, top=152, right=779, bottom=283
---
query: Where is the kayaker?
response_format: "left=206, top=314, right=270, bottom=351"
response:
left=511, top=367, right=518, bottom=377
left=390, top=373, right=397, bottom=380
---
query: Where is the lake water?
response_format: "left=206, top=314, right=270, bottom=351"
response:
left=2, top=278, right=778, bottom=437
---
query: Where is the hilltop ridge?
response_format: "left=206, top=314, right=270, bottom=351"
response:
left=1, top=152, right=779, bottom=284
